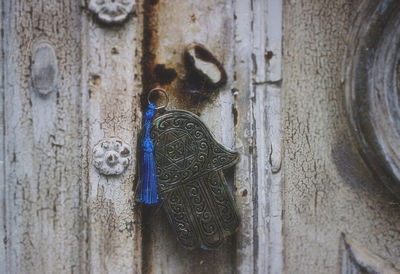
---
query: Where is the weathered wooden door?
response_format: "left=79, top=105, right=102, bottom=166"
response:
left=1, top=0, right=399, bottom=273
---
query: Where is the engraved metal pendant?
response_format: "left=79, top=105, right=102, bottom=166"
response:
left=140, top=89, right=240, bottom=250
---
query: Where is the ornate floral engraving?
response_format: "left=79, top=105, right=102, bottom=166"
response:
left=149, top=110, right=240, bottom=249
left=93, top=138, right=132, bottom=175
left=88, top=0, right=135, bottom=24
left=162, top=189, right=200, bottom=248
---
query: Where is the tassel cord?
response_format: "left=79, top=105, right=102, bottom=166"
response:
left=140, top=103, right=159, bottom=204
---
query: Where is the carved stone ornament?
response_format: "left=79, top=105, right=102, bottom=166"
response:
left=342, top=0, right=400, bottom=199
left=88, top=0, right=135, bottom=25
left=93, top=138, right=132, bottom=176
left=143, top=110, right=240, bottom=250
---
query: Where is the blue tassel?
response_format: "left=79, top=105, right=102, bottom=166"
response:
left=140, top=103, right=159, bottom=204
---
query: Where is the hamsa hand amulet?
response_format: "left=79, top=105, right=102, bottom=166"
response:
left=138, top=88, right=240, bottom=250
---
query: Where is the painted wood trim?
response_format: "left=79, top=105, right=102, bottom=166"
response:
left=233, top=0, right=283, bottom=273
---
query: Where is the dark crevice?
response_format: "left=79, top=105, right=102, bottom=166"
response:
left=140, top=1, right=160, bottom=273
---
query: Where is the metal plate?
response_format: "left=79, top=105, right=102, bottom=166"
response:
left=150, top=110, right=240, bottom=249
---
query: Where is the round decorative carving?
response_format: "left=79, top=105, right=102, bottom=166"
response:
left=92, top=138, right=132, bottom=176
left=342, top=0, right=400, bottom=198
left=88, top=0, right=136, bottom=25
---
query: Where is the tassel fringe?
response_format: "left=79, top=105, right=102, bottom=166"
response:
left=140, top=103, right=159, bottom=204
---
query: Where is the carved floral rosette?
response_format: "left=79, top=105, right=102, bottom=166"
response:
left=88, top=0, right=136, bottom=25
left=92, top=138, right=132, bottom=176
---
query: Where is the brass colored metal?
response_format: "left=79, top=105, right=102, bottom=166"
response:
left=150, top=110, right=240, bottom=250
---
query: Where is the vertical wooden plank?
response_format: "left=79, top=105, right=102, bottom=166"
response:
left=233, top=0, right=283, bottom=273
left=254, top=1, right=283, bottom=273
left=232, top=0, right=255, bottom=271
left=82, top=2, right=142, bottom=273
left=3, top=0, right=83, bottom=273
left=0, top=0, right=6, bottom=272
left=140, top=0, right=238, bottom=273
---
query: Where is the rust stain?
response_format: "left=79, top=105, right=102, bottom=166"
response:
left=153, top=64, right=177, bottom=85
left=141, top=2, right=160, bottom=272
left=111, top=47, right=119, bottom=55
left=141, top=2, right=224, bottom=115
left=141, top=0, right=159, bottom=111
left=232, top=105, right=238, bottom=127
left=265, top=51, right=273, bottom=61
left=89, top=74, right=101, bottom=86
left=184, top=43, right=227, bottom=99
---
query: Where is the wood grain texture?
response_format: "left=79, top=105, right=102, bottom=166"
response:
left=0, top=1, right=6, bottom=272
left=140, top=1, right=237, bottom=273
left=232, top=1, right=255, bottom=272
left=137, top=0, right=284, bottom=273
left=11, top=0, right=400, bottom=273
left=282, top=0, right=400, bottom=273
left=233, top=0, right=283, bottom=273
left=81, top=5, right=142, bottom=273
left=3, top=1, right=84, bottom=273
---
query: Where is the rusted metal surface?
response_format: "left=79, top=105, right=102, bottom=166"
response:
left=141, top=0, right=230, bottom=115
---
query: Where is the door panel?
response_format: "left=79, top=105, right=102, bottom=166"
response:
left=2, top=1, right=84, bottom=273
left=283, top=0, right=400, bottom=273
left=1, top=0, right=400, bottom=273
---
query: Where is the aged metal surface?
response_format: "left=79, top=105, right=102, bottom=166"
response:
left=342, top=0, right=400, bottom=199
left=149, top=110, right=240, bottom=249
left=283, top=0, right=400, bottom=273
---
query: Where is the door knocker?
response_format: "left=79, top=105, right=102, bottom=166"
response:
left=138, top=88, right=240, bottom=250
